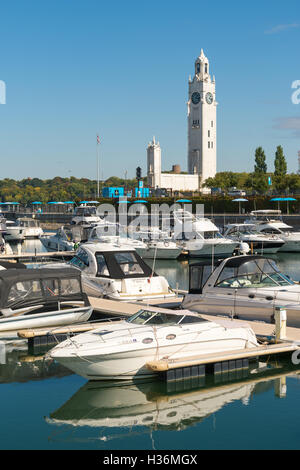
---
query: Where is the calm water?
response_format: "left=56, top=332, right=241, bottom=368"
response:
left=1, top=240, right=300, bottom=450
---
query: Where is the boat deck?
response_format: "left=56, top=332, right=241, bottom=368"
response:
left=0, top=251, right=76, bottom=262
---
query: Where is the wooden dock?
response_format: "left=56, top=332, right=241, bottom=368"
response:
left=88, top=296, right=184, bottom=316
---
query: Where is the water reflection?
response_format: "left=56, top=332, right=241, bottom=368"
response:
left=0, top=346, right=71, bottom=383
left=46, top=361, right=300, bottom=443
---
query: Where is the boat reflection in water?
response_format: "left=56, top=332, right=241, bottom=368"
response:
left=0, top=346, right=72, bottom=384
left=46, top=361, right=299, bottom=443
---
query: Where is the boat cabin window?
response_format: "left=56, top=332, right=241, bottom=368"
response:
left=7, top=280, right=43, bottom=306
left=70, top=248, right=90, bottom=269
left=95, top=254, right=109, bottom=276
left=203, top=231, right=223, bottom=239
left=215, top=258, right=294, bottom=289
left=43, top=279, right=59, bottom=296
left=260, top=228, right=282, bottom=235
left=60, top=277, right=81, bottom=295
left=114, top=252, right=144, bottom=275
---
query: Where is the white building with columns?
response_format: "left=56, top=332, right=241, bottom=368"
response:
left=147, top=50, right=217, bottom=192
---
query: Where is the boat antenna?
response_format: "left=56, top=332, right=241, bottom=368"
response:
left=211, top=237, right=214, bottom=272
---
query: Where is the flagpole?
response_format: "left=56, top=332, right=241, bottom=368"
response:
left=97, top=135, right=100, bottom=198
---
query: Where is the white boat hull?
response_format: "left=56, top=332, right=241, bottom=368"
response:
left=40, top=237, right=74, bottom=252
left=183, top=292, right=300, bottom=328
left=278, top=239, right=300, bottom=252
left=186, top=242, right=237, bottom=258
left=136, top=247, right=182, bottom=259
left=51, top=326, right=256, bottom=380
left=0, top=306, right=92, bottom=338
left=82, top=275, right=175, bottom=301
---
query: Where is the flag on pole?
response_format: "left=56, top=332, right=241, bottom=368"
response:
left=97, top=135, right=100, bottom=144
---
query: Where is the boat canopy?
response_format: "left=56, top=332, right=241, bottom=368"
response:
left=214, top=256, right=294, bottom=289
left=0, top=268, right=89, bottom=312
left=95, top=250, right=158, bottom=279
left=189, top=255, right=294, bottom=293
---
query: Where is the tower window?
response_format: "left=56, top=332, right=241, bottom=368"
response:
left=196, top=63, right=200, bottom=74
left=205, top=63, right=208, bottom=73
left=208, top=130, right=210, bottom=137
left=211, top=142, right=213, bottom=149
left=211, top=121, right=213, bottom=127
left=208, top=142, right=210, bottom=149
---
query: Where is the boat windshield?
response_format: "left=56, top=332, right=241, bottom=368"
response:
left=215, top=258, right=294, bottom=289
left=203, top=231, right=223, bottom=239
left=226, top=226, right=261, bottom=236
left=126, top=309, right=205, bottom=325
left=75, top=207, right=97, bottom=216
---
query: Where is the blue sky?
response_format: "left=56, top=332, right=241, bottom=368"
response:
left=0, top=0, right=299, bottom=180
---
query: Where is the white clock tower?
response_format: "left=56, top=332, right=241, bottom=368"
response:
left=187, top=50, right=217, bottom=184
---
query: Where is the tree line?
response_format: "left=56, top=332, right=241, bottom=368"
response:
left=204, top=145, right=298, bottom=193
left=0, top=176, right=141, bottom=204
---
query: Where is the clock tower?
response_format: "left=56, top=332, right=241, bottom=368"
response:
left=187, top=50, right=217, bottom=185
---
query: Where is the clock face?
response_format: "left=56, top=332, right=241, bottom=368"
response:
left=206, top=92, right=213, bottom=104
left=191, top=92, right=201, bottom=105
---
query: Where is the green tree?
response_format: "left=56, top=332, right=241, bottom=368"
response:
left=274, top=145, right=287, bottom=177
left=273, top=146, right=288, bottom=191
left=254, top=147, right=267, bottom=174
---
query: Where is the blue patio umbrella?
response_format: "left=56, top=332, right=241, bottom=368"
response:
left=271, top=197, right=296, bottom=213
left=133, top=200, right=148, bottom=203
left=80, top=200, right=99, bottom=204
left=63, top=201, right=75, bottom=204
left=232, top=198, right=248, bottom=214
left=176, top=199, right=192, bottom=203
left=31, top=201, right=42, bottom=204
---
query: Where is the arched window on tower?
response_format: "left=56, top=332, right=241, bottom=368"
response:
left=196, top=63, right=201, bottom=74
left=205, top=63, right=208, bottom=74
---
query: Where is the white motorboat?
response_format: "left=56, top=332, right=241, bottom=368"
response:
left=4, top=217, right=43, bottom=241
left=128, top=227, right=182, bottom=259
left=182, top=254, right=300, bottom=327
left=87, top=223, right=149, bottom=256
left=0, top=268, right=92, bottom=338
left=68, top=242, right=176, bottom=301
left=223, top=223, right=285, bottom=254
left=71, top=204, right=102, bottom=226
left=169, top=210, right=238, bottom=258
left=244, top=210, right=300, bottom=252
left=40, top=226, right=78, bottom=252
left=49, top=306, right=258, bottom=380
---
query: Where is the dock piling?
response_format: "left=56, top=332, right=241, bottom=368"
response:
left=275, top=307, right=287, bottom=341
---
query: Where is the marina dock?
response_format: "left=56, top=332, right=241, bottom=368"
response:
left=14, top=296, right=300, bottom=381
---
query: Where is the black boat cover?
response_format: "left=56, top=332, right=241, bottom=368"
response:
left=0, top=268, right=89, bottom=311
